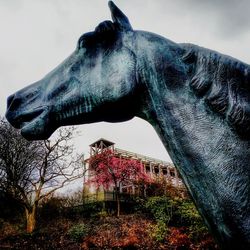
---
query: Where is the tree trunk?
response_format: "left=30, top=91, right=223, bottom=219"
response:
left=25, top=205, right=36, bottom=233
left=116, top=190, right=120, bottom=217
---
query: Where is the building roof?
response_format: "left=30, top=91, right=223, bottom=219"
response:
left=114, top=147, right=173, bottom=167
left=89, top=138, right=115, bottom=148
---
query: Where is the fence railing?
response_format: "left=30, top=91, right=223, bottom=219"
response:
left=83, top=191, right=141, bottom=203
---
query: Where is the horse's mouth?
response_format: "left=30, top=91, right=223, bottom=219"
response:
left=6, top=107, right=53, bottom=140
left=12, top=108, right=45, bottom=129
left=20, top=108, right=53, bottom=140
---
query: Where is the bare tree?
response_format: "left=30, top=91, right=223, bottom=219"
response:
left=0, top=118, right=84, bottom=233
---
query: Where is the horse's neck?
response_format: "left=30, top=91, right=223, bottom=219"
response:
left=138, top=61, right=250, bottom=247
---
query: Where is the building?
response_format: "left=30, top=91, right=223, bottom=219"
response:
left=83, top=138, right=186, bottom=201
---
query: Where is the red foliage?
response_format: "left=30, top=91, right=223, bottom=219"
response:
left=167, top=227, right=191, bottom=249
left=166, top=227, right=217, bottom=249
left=81, top=216, right=155, bottom=249
left=196, top=236, right=219, bottom=249
left=88, top=150, right=151, bottom=190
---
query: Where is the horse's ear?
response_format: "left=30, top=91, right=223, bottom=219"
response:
left=108, top=1, right=132, bottom=31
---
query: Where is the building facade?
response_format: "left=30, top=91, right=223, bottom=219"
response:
left=83, top=138, right=186, bottom=200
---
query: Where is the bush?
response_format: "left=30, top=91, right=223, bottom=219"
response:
left=97, top=209, right=109, bottom=218
left=0, top=218, right=4, bottom=230
left=0, top=193, right=24, bottom=220
left=78, top=201, right=103, bottom=217
left=149, top=221, right=168, bottom=242
left=175, top=200, right=201, bottom=225
left=174, top=200, right=209, bottom=241
left=145, top=196, right=176, bottom=224
left=64, top=201, right=104, bottom=219
left=145, top=196, right=176, bottom=242
left=68, top=223, right=90, bottom=242
left=39, top=196, right=66, bottom=219
left=131, top=197, right=147, bottom=214
left=143, top=195, right=211, bottom=243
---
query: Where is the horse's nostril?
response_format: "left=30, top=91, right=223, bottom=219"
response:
left=7, top=94, right=15, bottom=109
left=7, top=94, right=22, bottom=111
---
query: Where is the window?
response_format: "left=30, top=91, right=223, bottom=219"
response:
left=170, top=170, right=175, bottom=177
left=145, top=165, right=150, bottom=173
left=162, top=168, right=168, bottom=176
left=154, top=166, right=159, bottom=175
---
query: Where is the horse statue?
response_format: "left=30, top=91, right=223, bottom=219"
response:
left=5, top=2, right=250, bottom=249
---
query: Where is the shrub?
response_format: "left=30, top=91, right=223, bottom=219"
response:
left=0, top=218, right=4, bottom=230
left=80, top=201, right=104, bottom=217
left=174, top=200, right=209, bottom=241
left=149, top=221, right=168, bottom=242
left=68, top=223, right=90, bottom=242
left=144, top=195, right=211, bottom=244
left=175, top=200, right=201, bottom=225
left=131, top=197, right=147, bottom=214
left=97, top=209, right=109, bottom=218
left=0, top=193, right=24, bottom=220
left=145, top=196, right=176, bottom=224
left=145, top=196, right=177, bottom=242
left=65, top=201, right=103, bottom=219
left=39, top=196, right=66, bottom=219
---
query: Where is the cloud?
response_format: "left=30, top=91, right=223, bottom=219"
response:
left=122, top=0, right=250, bottom=39
left=0, top=0, right=249, bottom=163
left=182, top=0, right=250, bottom=38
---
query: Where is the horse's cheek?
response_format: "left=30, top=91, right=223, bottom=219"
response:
left=101, top=49, right=136, bottom=100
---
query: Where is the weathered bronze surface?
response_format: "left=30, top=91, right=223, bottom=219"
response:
left=6, top=2, right=250, bottom=249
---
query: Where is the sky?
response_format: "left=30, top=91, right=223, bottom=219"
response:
left=0, top=0, right=250, bottom=165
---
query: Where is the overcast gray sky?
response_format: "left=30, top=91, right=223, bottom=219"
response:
left=0, top=0, right=250, bottom=163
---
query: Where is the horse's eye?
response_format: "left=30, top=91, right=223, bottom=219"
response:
left=78, top=40, right=84, bottom=49
left=77, top=32, right=95, bottom=49
left=48, top=84, right=69, bottom=100
left=77, top=41, right=82, bottom=49
left=77, top=37, right=86, bottom=49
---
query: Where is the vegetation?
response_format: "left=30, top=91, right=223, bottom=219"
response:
left=68, top=223, right=90, bottom=242
left=0, top=118, right=84, bottom=233
left=88, top=150, right=151, bottom=216
left=0, top=118, right=218, bottom=249
left=0, top=188, right=218, bottom=249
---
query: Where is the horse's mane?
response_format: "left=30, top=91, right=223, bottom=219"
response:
left=181, top=44, right=250, bottom=139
